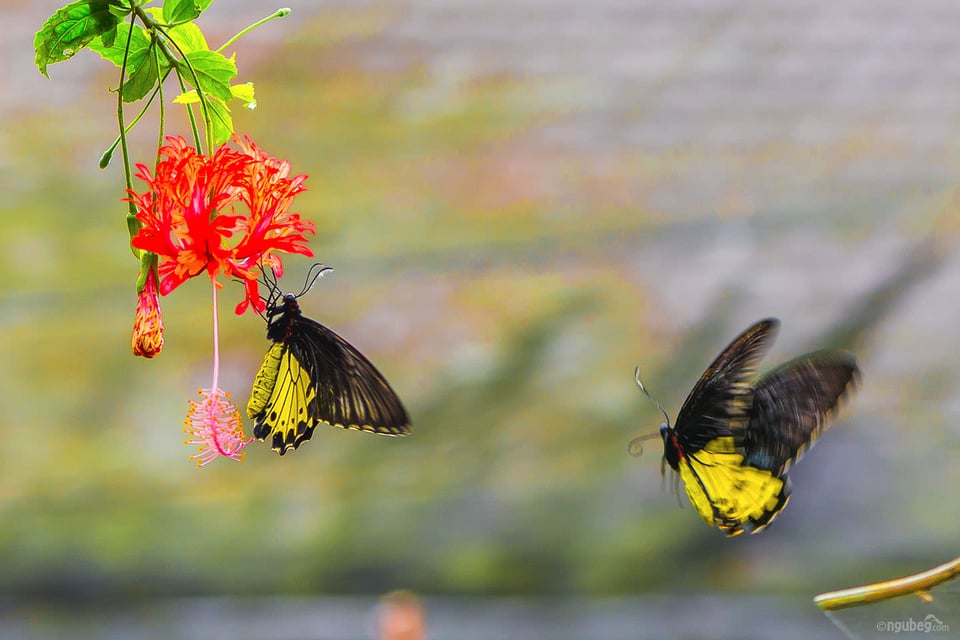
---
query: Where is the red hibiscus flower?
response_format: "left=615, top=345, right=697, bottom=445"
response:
left=129, top=135, right=315, bottom=314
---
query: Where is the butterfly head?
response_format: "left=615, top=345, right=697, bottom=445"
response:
left=256, top=265, right=334, bottom=342
left=257, top=263, right=333, bottom=319
left=263, top=292, right=298, bottom=315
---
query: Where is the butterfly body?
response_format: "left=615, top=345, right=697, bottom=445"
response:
left=640, top=318, right=859, bottom=536
left=248, top=289, right=411, bottom=455
left=247, top=342, right=285, bottom=419
left=660, top=424, right=683, bottom=470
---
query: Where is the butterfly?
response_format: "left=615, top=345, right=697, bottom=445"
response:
left=630, top=318, right=860, bottom=536
left=246, top=265, right=411, bottom=455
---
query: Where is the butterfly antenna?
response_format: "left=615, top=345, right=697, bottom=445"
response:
left=297, top=263, right=333, bottom=298
left=628, top=367, right=670, bottom=457
left=634, top=367, right=671, bottom=427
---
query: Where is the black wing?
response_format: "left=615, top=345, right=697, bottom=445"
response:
left=289, top=315, right=412, bottom=438
left=739, top=351, right=859, bottom=474
left=673, top=318, right=780, bottom=453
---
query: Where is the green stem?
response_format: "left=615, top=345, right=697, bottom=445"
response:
left=217, top=8, right=291, bottom=53
left=155, top=42, right=166, bottom=161
left=133, top=4, right=210, bottom=152
left=100, top=65, right=176, bottom=168
left=117, top=7, right=140, bottom=258
left=174, top=70, right=204, bottom=154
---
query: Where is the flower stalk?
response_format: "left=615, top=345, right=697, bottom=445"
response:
left=183, top=281, right=252, bottom=466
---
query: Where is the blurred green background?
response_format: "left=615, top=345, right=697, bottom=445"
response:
left=2, top=0, right=959, bottom=638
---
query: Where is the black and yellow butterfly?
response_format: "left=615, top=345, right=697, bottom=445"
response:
left=247, top=265, right=411, bottom=455
left=631, top=318, right=859, bottom=536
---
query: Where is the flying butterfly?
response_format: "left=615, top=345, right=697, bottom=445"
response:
left=247, top=265, right=411, bottom=455
left=630, top=318, right=859, bottom=536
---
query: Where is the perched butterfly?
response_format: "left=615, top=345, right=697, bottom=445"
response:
left=630, top=318, right=859, bottom=536
left=247, top=265, right=411, bottom=455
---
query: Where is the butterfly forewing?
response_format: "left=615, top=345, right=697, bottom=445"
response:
left=739, top=351, right=860, bottom=474
left=288, top=316, right=411, bottom=436
left=673, top=318, right=780, bottom=453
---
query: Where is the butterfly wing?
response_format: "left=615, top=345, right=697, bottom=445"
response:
left=739, top=351, right=860, bottom=474
left=249, top=315, right=411, bottom=455
left=248, top=341, right=321, bottom=453
left=672, top=318, right=780, bottom=453
left=678, top=436, right=789, bottom=536
left=288, top=315, right=411, bottom=436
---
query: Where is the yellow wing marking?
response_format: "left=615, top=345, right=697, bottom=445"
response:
left=677, top=436, right=787, bottom=536
left=251, top=346, right=319, bottom=452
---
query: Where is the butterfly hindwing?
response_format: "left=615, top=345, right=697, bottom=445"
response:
left=673, top=318, right=780, bottom=453
left=248, top=342, right=320, bottom=453
left=678, top=436, right=788, bottom=536
left=739, top=351, right=860, bottom=474
left=248, top=293, right=411, bottom=455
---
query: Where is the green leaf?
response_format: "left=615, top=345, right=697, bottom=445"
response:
left=166, top=21, right=208, bottom=55
left=162, top=0, right=214, bottom=24
left=230, top=82, right=256, bottom=109
left=88, top=22, right=151, bottom=70
left=173, top=82, right=255, bottom=108
left=172, top=90, right=198, bottom=104
left=207, top=99, right=234, bottom=146
left=34, top=0, right=129, bottom=77
left=180, top=50, right=236, bottom=102
left=122, top=50, right=159, bottom=103
left=100, top=24, right=117, bottom=48
left=163, top=0, right=202, bottom=24
left=107, top=3, right=130, bottom=18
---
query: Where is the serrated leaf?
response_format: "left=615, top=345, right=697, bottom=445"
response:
left=88, top=22, right=151, bottom=70
left=180, top=50, right=235, bottom=102
left=34, top=0, right=129, bottom=76
left=122, top=50, right=159, bottom=102
left=163, top=0, right=202, bottom=24
left=167, top=21, right=208, bottom=55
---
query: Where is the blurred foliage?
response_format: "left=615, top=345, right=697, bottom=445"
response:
left=1, top=4, right=957, bottom=606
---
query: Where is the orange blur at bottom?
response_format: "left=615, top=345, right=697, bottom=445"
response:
left=375, top=591, right=427, bottom=640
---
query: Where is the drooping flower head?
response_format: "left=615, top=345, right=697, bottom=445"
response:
left=128, top=135, right=310, bottom=464
left=132, top=266, right=164, bottom=358
left=129, top=135, right=315, bottom=314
